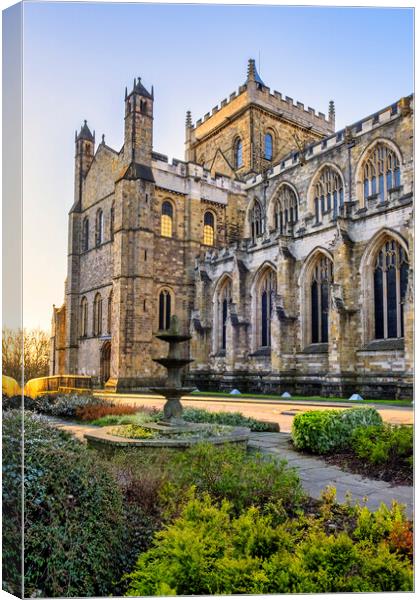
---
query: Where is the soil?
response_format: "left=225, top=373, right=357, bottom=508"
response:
left=323, top=450, right=413, bottom=487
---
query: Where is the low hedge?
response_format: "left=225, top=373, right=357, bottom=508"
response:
left=351, top=424, right=413, bottom=468
left=3, top=411, right=126, bottom=597
left=291, top=407, right=383, bottom=454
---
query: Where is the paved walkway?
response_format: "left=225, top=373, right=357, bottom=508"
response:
left=47, top=417, right=413, bottom=519
left=249, top=432, right=413, bottom=518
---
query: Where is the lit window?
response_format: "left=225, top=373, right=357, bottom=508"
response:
left=264, top=133, right=273, bottom=161
left=159, top=290, right=172, bottom=330
left=161, top=201, right=173, bottom=237
left=203, top=211, right=215, bottom=245
left=234, top=138, right=243, bottom=168
left=374, top=240, right=408, bottom=339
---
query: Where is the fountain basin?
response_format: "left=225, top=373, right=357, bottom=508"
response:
left=84, top=423, right=251, bottom=453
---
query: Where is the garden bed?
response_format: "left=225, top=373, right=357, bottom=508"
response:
left=291, top=408, right=413, bottom=487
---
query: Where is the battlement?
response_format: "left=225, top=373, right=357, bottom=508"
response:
left=191, top=79, right=333, bottom=136
left=152, top=152, right=245, bottom=196
left=245, top=95, right=413, bottom=189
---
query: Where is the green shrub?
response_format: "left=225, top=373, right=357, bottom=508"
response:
left=3, top=410, right=125, bottom=597
left=351, top=424, right=413, bottom=468
left=125, top=494, right=413, bottom=595
left=167, top=442, right=303, bottom=514
left=179, top=407, right=276, bottom=431
left=292, top=407, right=382, bottom=454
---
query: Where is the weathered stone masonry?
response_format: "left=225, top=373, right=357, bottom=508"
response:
left=51, top=61, right=413, bottom=398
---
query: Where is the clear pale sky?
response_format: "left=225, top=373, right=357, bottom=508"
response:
left=19, top=1, right=413, bottom=331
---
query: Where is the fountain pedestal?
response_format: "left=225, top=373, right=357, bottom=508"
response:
left=149, top=316, right=194, bottom=425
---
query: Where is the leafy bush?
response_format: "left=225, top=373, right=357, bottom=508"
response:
left=3, top=410, right=126, bottom=597
left=292, top=407, right=382, bottom=454
left=75, top=402, right=138, bottom=421
left=178, top=407, right=277, bottom=431
left=109, top=424, right=156, bottom=439
left=125, top=494, right=413, bottom=595
left=88, top=406, right=160, bottom=427
left=2, top=393, right=40, bottom=411
left=167, top=442, right=303, bottom=514
left=351, top=424, right=413, bottom=468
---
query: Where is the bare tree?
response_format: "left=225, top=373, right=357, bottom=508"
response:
left=2, top=328, right=50, bottom=384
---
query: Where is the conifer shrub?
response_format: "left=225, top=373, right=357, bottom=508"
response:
left=291, top=407, right=382, bottom=454
left=2, top=410, right=125, bottom=598
left=124, top=494, right=413, bottom=595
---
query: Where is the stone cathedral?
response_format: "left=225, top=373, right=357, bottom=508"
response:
left=50, top=60, right=414, bottom=399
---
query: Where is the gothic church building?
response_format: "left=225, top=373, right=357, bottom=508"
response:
left=51, top=60, right=414, bottom=399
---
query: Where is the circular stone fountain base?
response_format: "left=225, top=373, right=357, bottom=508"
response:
left=84, top=423, right=251, bottom=453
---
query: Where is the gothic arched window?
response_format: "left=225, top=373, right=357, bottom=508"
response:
left=203, top=211, right=215, bottom=246
left=257, top=269, right=276, bottom=348
left=264, top=133, right=273, bottom=161
left=274, top=185, right=298, bottom=234
left=158, top=289, right=172, bottom=330
left=234, top=138, right=243, bottom=169
left=251, top=200, right=263, bottom=241
left=110, top=205, right=115, bottom=242
left=96, top=209, right=104, bottom=246
left=80, top=296, right=88, bottom=337
left=93, top=293, right=102, bottom=336
left=82, top=218, right=89, bottom=252
left=312, top=166, right=344, bottom=222
left=373, top=240, right=408, bottom=339
left=219, top=280, right=232, bottom=351
left=161, top=201, right=174, bottom=238
left=311, top=256, right=333, bottom=343
left=363, top=143, right=401, bottom=205
left=107, top=289, right=113, bottom=334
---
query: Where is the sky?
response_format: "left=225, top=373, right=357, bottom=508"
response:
left=13, top=1, right=415, bottom=330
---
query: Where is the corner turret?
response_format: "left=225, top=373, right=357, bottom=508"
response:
left=73, top=120, right=95, bottom=210
left=124, top=76, right=154, bottom=165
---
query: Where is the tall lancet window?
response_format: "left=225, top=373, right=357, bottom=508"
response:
left=93, top=293, right=103, bottom=336
left=80, top=296, right=88, bottom=337
left=161, top=201, right=174, bottom=238
left=158, top=289, right=172, bottom=330
left=258, top=269, right=276, bottom=348
left=373, top=240, right=408, bottom=339
left=82, top=218, right=89, bottom=252
left=311, top=255, right=333, bottom=343
left=203, top=211, right=215, bottom=246
left=96, top=209, right=104, bottom=246
left=264, top=132, right=273, bottom=161
left=218, top=279, right=232, bottom=351
left=234, top=138, right=243, bottom=168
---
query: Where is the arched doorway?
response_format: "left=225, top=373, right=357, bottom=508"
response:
left=100, top=341, right=111, bottom=385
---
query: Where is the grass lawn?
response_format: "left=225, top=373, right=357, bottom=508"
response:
left=189, top=390, right=413, bottom=406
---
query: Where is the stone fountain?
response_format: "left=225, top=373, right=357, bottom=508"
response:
left=84, top=314, right=251, bottom=450
left=149, top=315, right=196, bottom=429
